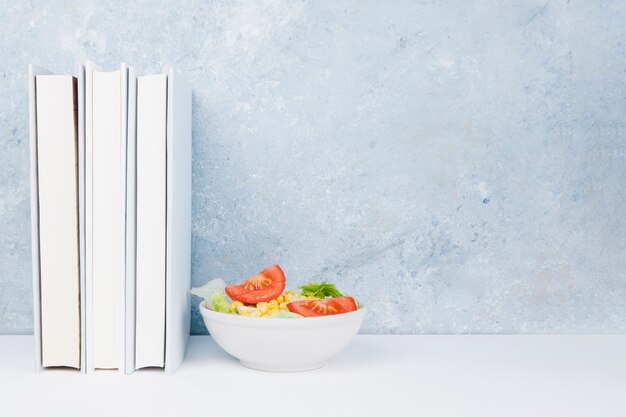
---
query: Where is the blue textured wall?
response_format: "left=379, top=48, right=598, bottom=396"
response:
left=1, top=1, right=625, bottom=335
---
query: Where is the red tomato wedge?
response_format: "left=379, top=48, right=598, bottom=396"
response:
left=225, top=265, right=286, bottom=304
left=287, top=296, right=358, bottom=317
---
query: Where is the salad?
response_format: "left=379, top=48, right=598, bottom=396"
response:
left=191, top=264, right=359, bottom=318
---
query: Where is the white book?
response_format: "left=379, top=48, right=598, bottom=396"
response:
left=135, top=74, right=168, bottom=369
left=164, top=70, right=192, bottom=375
left=34, top=74, right=81, bottom=369
left=29, top=64, right=86, bottom=372
left=86, top=67, right=125, bottom=370
left=134, top=70, right=191, bottom=374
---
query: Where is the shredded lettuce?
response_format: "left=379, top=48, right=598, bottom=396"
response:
left=190, top=279, right=236, bottom=313
left=299, top=281, right=343, bottom=298
left=211, top=292, right=234, bottom=314
left=190, top=278, right=228, bottom=307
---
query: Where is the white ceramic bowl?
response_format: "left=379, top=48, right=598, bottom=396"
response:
left=199, top=300, right=367, bottom=372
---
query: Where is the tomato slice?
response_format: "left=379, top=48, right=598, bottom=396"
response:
left=225, top=265, right=286, bottom=304
left=287, top=296, right=358, bottom=317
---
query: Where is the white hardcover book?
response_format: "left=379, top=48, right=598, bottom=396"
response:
left=123, top=66, right=138, bottom=374
left=135, top=74, right=168, bottom=369
left=35, top=74, right=81, bottom=369
left=164, top=70, right=192, bottom=375
left=28, top=64, right=52, bottom=372
left=30, top=64, right=86, bottom=372
left=87, top=67, right=125, bottom=370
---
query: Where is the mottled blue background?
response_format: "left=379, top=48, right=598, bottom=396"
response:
left=1, top=1, right=625, bottom=335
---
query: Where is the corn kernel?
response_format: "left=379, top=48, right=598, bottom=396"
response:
left=239, top=310, right=249, bottom=316
left=276, top=295, right=284, bottom=304
left=269, top=299, right=278, bottom=307
left=250, top=310, right=262, bottom=317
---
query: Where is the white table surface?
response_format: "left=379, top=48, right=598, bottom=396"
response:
left=1, top=335, right=625, bottom=417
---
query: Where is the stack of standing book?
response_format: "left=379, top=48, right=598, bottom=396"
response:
left=28, top=63, right=192, bottom=374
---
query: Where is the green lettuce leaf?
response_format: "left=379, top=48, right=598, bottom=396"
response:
left=190, top=279, right=237, bottom=314
left=299, top=281, right=343, bottom=298
left=211, top=292, right=234, bottom=314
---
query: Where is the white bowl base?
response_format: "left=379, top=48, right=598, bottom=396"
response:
left=240, top=360, right=326, bottom=372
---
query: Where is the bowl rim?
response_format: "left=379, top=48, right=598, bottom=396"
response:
left=198, top=300, right=367, bottom=328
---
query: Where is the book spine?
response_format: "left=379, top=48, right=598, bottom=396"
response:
left=28, top=65, right=46, bottom=373
left=164, top=70, right=192, bottom=375
left=77, top=64, right=87, bottom=373
left=124, top=66, right=138, bottom=374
